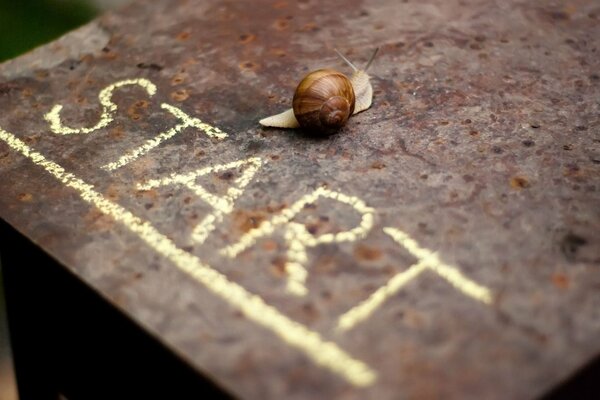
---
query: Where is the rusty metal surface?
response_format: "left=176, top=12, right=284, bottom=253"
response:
left=0, top=0, right=599, bottom=398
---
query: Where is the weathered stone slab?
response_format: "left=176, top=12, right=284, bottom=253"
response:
left=0, top=0, right=599, bottom=398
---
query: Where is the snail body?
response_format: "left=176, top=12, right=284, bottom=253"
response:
left=259, top=49, right=377, bottom=131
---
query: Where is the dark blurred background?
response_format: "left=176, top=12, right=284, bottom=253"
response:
left=0, top=0, right=126, bottom=62
left=0, top=1, right=127, bottom=398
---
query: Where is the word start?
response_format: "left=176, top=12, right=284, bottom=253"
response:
left=0, top=78, right=493, bottom=388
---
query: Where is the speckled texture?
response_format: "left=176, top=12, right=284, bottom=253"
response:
left=0, top=0, right=599, bottom=399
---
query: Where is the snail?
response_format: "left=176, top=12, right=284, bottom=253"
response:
left=259, top=48, right=378, bottom=132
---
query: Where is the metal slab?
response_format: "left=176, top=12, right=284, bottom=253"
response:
left=0, top=0, right=599, bottom=398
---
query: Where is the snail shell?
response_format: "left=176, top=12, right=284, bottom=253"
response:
left=259, top=49, right=377, bottom=131
left=292, top=69, right=355, bottom=131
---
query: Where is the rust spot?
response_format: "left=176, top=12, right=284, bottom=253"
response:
left=370, top=160, right=385, bottom=170
left=239, top=33, right=256, bottom=44
left=301, top=22, right=319, bottom=32
left=109, top=126, right=125, bottom=140
left=171, top=73, right=187, bottom=86
left=234, top=210, right=266, bottom=232
left=510, top=176, right=530, bottom=189
left=270, top=256, right=287, bottom=277
left=127, top=99, right=149, bottom=120
left=36, top=70, right=50, bottom=79
left=176, top=31, right=191, bottom=41
left=270, top=154, right=280, bottom=160
left=354, top=244, right=383, bottom=261
left=271, top=48, right=287, bottom=57
left=137, top=62, right=163, bottom=71
left=17, top=193, right=32, bottom=202
left=84, top=209, right=114, bottom=232
left=219, top=171, right=234, bottom=180
left=239, top=61, right=259, bottom=72
left=274, top=19, right=289, bottom=31
left=23, top=135, right=40, bottom=145
left=469, top=130, right=480, bottom=136
left=102, top=49, right=118, bottom=60
left=105, top=185, right=120, bottom=200
left=470, top=43, right=483, bottom=50
left=135, top=188, right=158, bottom=200
left=551, top=273, right=570, bottom=289
left=262, top=240, right=278, bottom=251
left=170, top=89, right=190, bottom=102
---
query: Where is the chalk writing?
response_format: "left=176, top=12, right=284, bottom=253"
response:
left=337, top=227, right=493, bottom=331
left=44, top=79, right=227, bottom=171
left=137, top=156, right=263, bottom=244
left=45, top=78, right=157, bottom=135
left=0, top=126, right=377, bottom=387
left=1, top=75, right=502, bottom=389
left=222, top=187, right=375, bottom=296
left=102, top=103, right=227, bottom=171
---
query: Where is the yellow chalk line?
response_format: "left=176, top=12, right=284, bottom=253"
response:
left=44, top=78, right=227, bottom=171
left=337, top=227, right=493, bottom=331
left=384, top=227, right=493, bottom=304
left=337, top=260, right=428, bottom=331
left=102, top=103, right=228, bottom=171
left=221, top=187, right=375, bottom=296
left=0, top=127, right=377, bottom=387
left=137, top=157, right=262, bottom=245
left=45, top=78, right=157, bottom=135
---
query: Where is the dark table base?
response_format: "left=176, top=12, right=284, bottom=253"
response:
left=1, top=219, right=232, bottom=400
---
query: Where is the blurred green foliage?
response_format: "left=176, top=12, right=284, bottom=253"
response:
left=0, top=0, right=98, bottom=62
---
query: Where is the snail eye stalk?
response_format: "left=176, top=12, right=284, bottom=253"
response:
left=364, top=47, right=379, bottom=72
left=334, top=48, right=358, bottom=72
